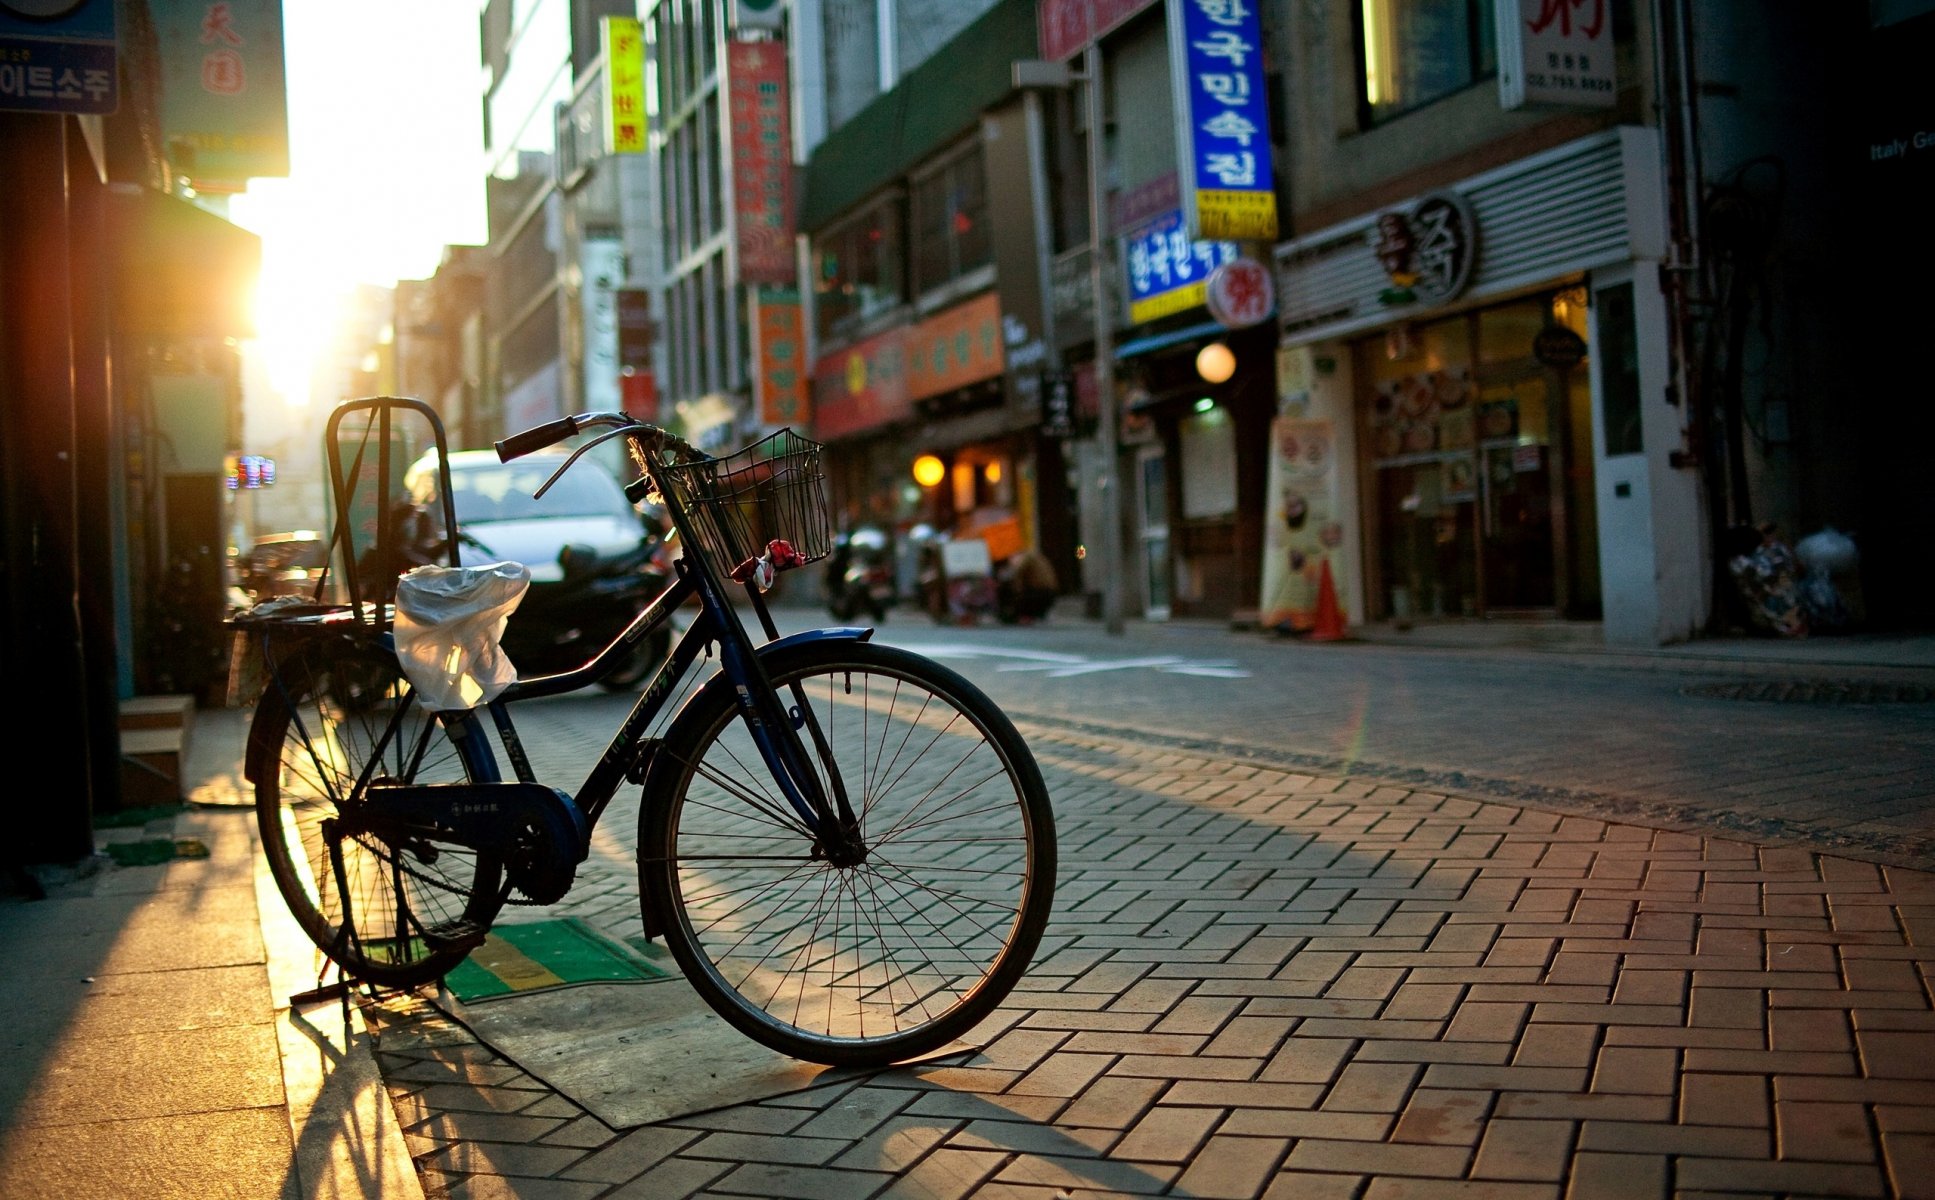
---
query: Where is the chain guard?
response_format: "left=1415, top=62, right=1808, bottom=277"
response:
left=353, top=781, right=589, bottom=905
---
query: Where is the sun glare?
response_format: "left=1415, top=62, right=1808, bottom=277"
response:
left=245, top=227, right=354, bottom=406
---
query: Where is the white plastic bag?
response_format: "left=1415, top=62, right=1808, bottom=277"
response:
left=393, top=562, right=531, bottom=710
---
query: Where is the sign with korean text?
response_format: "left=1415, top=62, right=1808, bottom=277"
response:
left=0, top=0, right=115, bottom=115
left=1037, top=0, right=1159, bottom=62
left=1496, top=0, right=1616, bottom=110
left=907, top=293, right=1005, bottom=402
left=1124, top=209, right=1238, bottom=324
left=812, top=326, right=911, bottom=439
left=728, top=38, right=795, bottom=284
left=751, top=288, right=809, bottom=427
left=1205, top=256, right=1273, bottom=328
left=602, top=17, right=645, bottom=154
left=153, top=0, right=288, bottom=185
left=1167, top=0, right=1278, bottom=241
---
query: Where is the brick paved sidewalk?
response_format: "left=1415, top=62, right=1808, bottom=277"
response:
left=361, top=719, right=1935, bottom=1200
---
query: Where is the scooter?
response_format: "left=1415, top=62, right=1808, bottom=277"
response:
left=824, top=525, right=896, bottom=623
left=507, top=536, right=674, bottom=690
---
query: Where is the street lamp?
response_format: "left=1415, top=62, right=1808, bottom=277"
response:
left=1014, top=51, right=1125, bottom=636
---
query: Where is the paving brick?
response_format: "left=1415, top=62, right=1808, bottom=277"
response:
left=1260, top=1169, right=1371, bottom=1199
left=1679, top=1072, right=1768, bottom=1127
left=1674, top=1156, right=1886, bottom=1198
left=1461, top=1117, right=1572, bottom=1185
left=416, top=1139, right=590, bottom=1178
left=1322, top=1061, right=1422, bottom=1113
left=1169, top=1134, right=1289, bottom=1199
left=708, top=1162, right=895, bottom=1199
left=1564, top=1151, right=1669, bottom=1200
left=1361, top=1177, right=1561, bottom=1199
left=1588, top=1046, right=1677, bottom=1096
left=946, top=1118, right=1114, bottom=1158
left=1774, top=1099, right=1876, bottom=1164
left=1008, top=1052, right=1113, bottom=1097
left=1112, top=1105, right=1223, bottom=1163
left=1280, top=1137, right=1474, bottom=1177
left=870, top=1148, right=1005, bottom=1200
left=992, top=1152, right=1179, bottom=1193
left=1857, top=1028, right=1935, bottom=1078
left=1577, top=1120, right=1766, bottom=1157
left=1259, top=1036, right=1353, bottom=1084
left=1883, top=1132, right=1935, bottom=1200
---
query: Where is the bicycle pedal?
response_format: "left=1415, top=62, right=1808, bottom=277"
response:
left=422, top=919, right=490, bottom=952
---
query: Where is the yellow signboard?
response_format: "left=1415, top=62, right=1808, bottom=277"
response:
left=602, top=17, right=645, bottom=156
left=1196, top=190, right=1279, bottom=241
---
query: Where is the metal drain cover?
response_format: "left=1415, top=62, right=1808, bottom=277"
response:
left=1682, top=680, right=1935, bottom=704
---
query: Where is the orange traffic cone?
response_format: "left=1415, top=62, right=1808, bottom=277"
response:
left=1309, top=558, right=1347, bottom=642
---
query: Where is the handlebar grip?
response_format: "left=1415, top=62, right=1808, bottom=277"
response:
left=495, top=416, right=580, bottom=462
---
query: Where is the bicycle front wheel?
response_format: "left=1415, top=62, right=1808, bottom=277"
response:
left=640, top=640, right=1056, bottom=1066
left=250, top=635, right=504, bottom=988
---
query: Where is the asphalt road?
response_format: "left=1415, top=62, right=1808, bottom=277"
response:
left=510, top=602, right=1934, bottom=869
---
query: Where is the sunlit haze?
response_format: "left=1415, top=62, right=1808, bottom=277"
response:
left=230, top=1, right=486, bottom=403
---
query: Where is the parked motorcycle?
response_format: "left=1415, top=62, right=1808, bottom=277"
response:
left=510, top=536, right=674, bottom=689
left=824, top=525, right=896, bottom=622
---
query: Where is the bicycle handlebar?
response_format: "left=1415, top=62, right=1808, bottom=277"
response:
left=495, top=416, right=580, bottom=461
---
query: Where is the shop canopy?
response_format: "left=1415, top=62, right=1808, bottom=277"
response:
left=108, top=185, right=261, bottom=339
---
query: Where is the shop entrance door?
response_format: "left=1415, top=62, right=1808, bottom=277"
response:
left=1135, top=445, right=1171, bottom=620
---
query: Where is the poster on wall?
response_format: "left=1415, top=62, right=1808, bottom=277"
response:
left=1259, top=417, right=1347, bottom=633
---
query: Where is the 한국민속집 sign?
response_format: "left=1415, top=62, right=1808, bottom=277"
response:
left=1166, top=0, right=1278, bottom=242
left=1496, top=0, right=1616, bottom=110
left=1124, top=209, right=1238, bottom=324
left=0, top=0, right=115, bottom=115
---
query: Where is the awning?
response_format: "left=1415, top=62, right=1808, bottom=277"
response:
left=108, top=185, right=261, bottom=338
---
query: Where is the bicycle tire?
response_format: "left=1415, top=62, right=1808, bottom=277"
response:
left=250, top=634, right=505, bottom=988
left=639, top=640, right=1056, bottom=1066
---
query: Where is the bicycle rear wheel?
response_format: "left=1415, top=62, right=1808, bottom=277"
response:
left=640, top=640, right=1055, bottom=1066
left=250, top=634, right=504, bottom=988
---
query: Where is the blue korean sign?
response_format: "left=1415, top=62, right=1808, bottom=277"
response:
left=0, top=0, right=117, bottom=115
left=1166, top=0, right=1277, bottom=241
left=1123, top=209, right=1238, bottom=325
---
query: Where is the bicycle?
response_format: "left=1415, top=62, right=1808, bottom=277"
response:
left=233, top=399, right=1057, bottom=1067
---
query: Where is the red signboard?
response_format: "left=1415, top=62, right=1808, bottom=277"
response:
left=620, top=370, right=658, bottom=422
left=1037, top=0, right=1158, bottom=62
left=727, top=39, right=795, bottom=285
left=811, top=326, right=911, bottom=440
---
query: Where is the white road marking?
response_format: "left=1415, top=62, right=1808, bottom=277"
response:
left=910, top=643, right=1251, bottom=679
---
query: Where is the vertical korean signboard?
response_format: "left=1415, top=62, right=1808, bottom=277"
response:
left=1496, top=0, right=1615, bottom=110
left=1166, top=0, right=1277, bottom=242
left=751, top=288, right=808, bottom=427
left=154, top=0, right=289, bottom=185
left=728, top=39, right=795, bottom=285
left=0, top=0, right=116, bottom=114
left=602, top=16, right=645, bottom=154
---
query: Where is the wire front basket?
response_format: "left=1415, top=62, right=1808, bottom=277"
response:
left=656, top=428, right=833, bottom=578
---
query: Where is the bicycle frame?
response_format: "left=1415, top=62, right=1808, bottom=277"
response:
left=335, top=415, right=871, bottom=879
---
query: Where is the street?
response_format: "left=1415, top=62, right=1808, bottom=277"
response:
left=349, top=606, right=1935, bottom=1199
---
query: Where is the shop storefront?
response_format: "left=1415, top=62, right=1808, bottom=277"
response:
left=1271, top=127, right=1705, bottom=645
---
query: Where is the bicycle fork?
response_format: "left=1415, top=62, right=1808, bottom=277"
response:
left=713, top=626, right=867, bottom=866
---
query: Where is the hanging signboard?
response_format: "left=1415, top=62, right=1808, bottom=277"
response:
left=1204, top=256, right=1274, bottom=328
left=602, top=17, right=645, bottom=154
left=751, top=288, right=809, bottom=427
left=1166, top=0, right=1278, bottom=242
left=1124, top=209, right=1239, bottom=325
left=0, top=0, right=115, bottom=115
left=153, top=0, right=289, bottom=186
left=1496, top=0, right=1616, bottom=110
left=728, top=38, right=796, bottom=284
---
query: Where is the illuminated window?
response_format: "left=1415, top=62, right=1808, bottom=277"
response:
left=1358, top=0, right=1496, bottom=125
